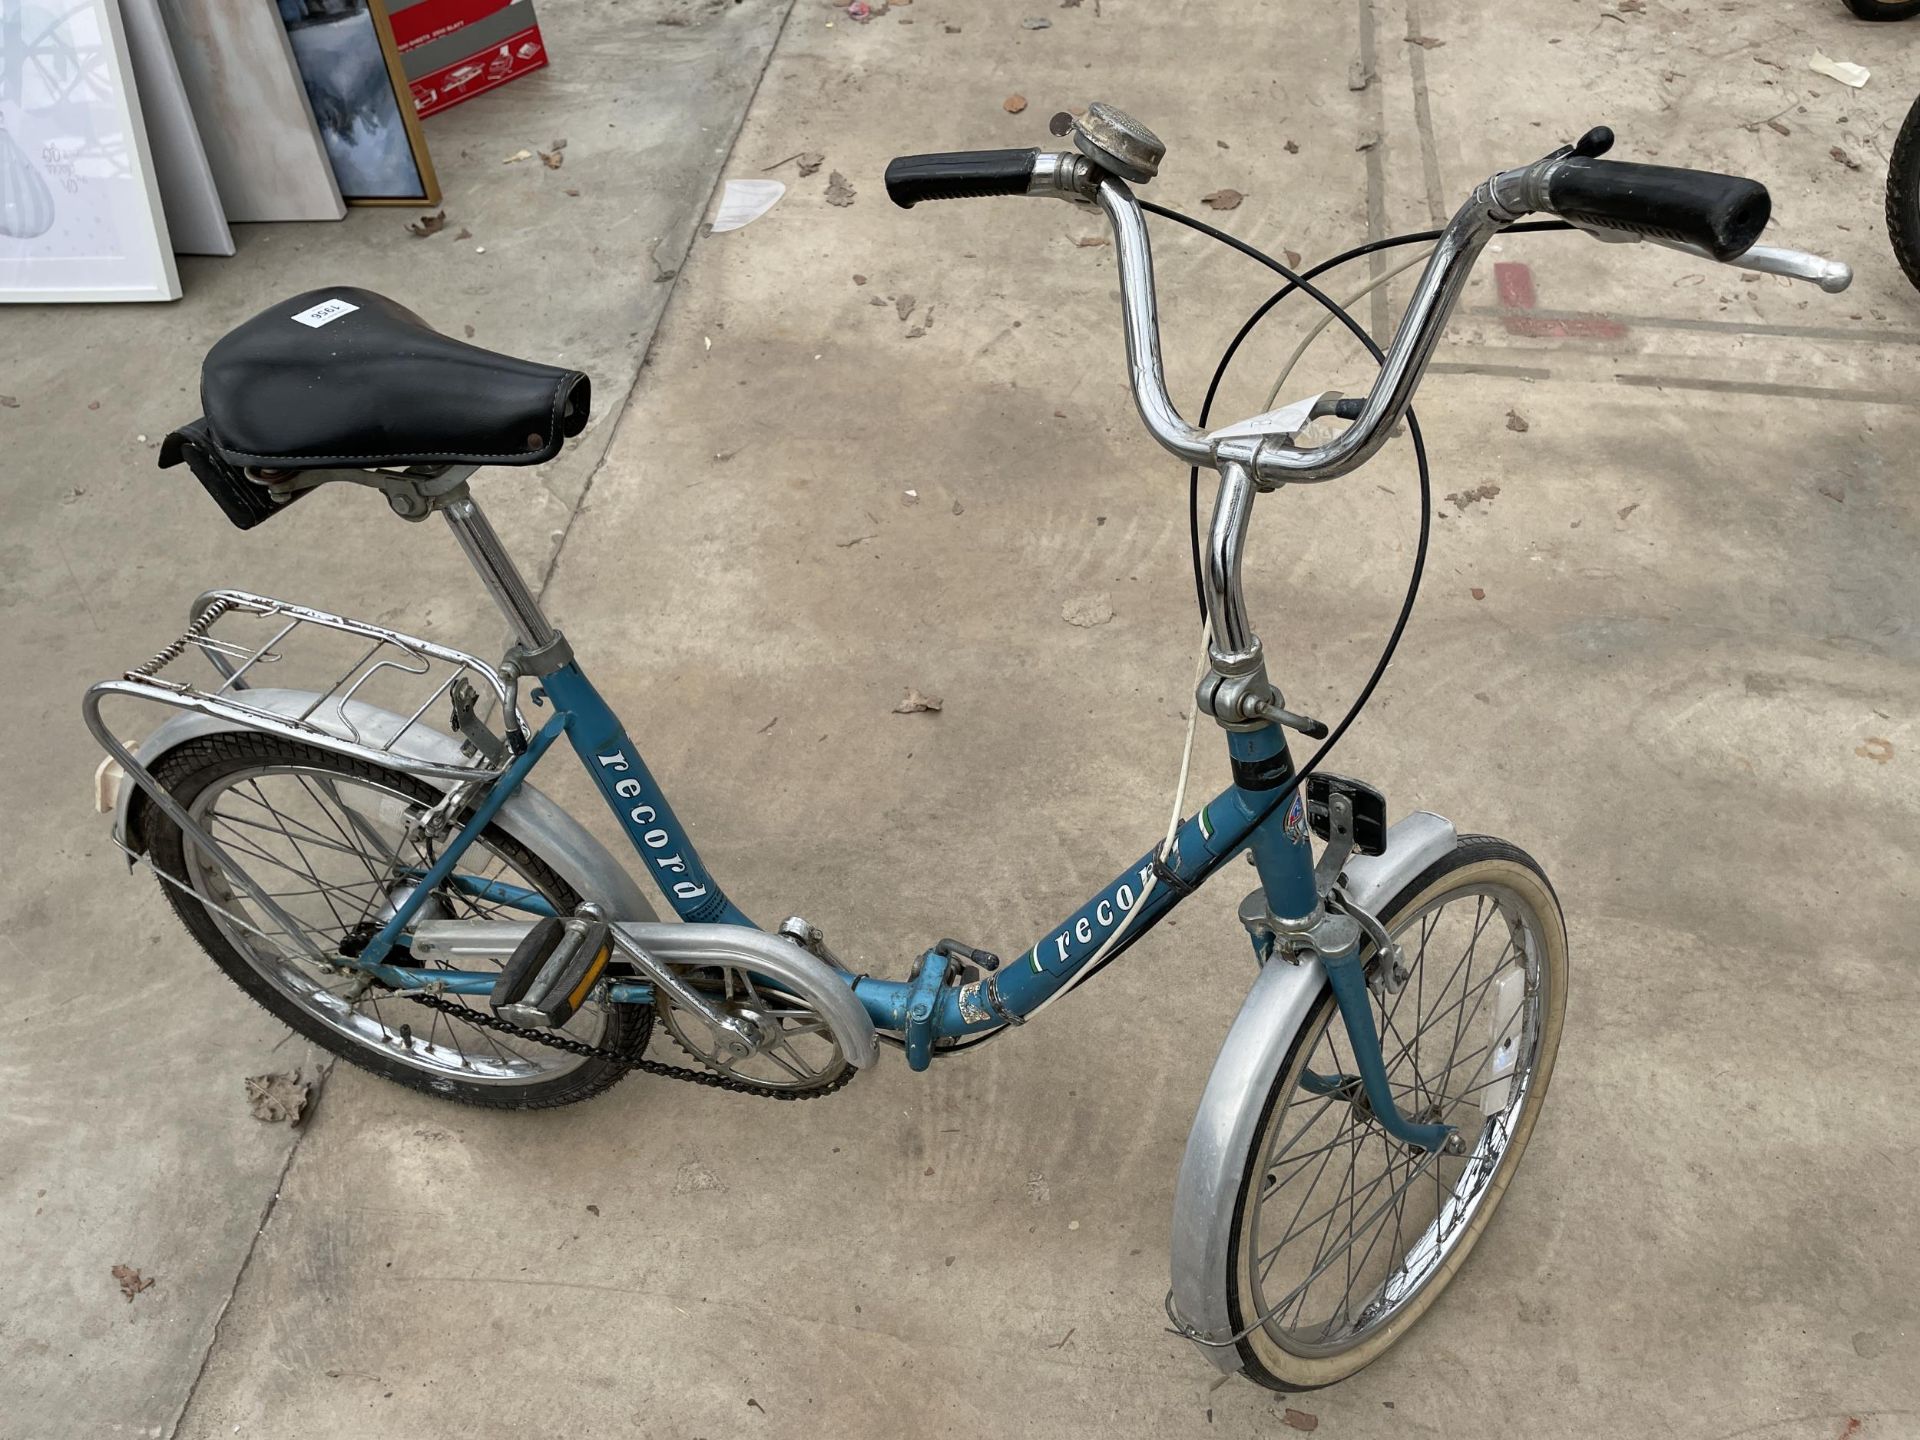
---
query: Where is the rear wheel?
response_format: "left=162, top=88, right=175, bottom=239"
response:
left=140, top=733, right=651, bottom=1109
left=1222, top=836, right=1568, bottom=1390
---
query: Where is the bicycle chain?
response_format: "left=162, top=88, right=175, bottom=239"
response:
left=402, top=991, right=854, bottom=1101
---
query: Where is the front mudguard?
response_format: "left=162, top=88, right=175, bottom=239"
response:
left=1168, top=810, right=1456, bottom=1372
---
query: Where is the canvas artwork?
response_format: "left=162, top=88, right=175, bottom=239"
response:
left=278, top=0, right=438, bottom=205
left=1, top=0, right=180, bottom=301
left=153, top=0, right=343, bottom=223
left=119, top=0, right=233, bottom=255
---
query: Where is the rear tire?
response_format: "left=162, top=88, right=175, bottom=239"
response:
left=140, top=733, right=651, bottom=1110
left=1222, top=836, right=1568, bottom=1390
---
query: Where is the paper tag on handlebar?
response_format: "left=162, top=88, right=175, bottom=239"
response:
left=1207, top=392, right=1336, bottom=446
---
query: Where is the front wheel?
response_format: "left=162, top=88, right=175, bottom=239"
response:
left=1222, top=835, right=1568, bottom=1390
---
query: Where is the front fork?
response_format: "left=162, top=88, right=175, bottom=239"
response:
left=1230, top=731, right=1457, bottom=1156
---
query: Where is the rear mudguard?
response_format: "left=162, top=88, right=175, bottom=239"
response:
left=109, top=687, right=660, bottom=923
left=1168, top=810, right=1456, bottom=1372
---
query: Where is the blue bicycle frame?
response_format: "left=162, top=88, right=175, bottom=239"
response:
left=338, top=651, right=1443, bottom=1149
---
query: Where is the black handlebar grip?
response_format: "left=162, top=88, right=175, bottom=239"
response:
left=1545, top=156, right=1770, bottom=261
left=885, top=148, right=1040, bottom=208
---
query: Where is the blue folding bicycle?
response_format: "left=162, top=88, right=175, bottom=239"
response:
left=87, top=106, right=1851, bottom=1389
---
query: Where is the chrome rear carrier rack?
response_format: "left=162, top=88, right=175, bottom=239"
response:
left=91, top=588, right=528, bottom=784
left=82, top=590, right=533, bottom=967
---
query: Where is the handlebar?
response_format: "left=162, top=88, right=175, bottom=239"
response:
left=884, top=127, right=1850, bottom=487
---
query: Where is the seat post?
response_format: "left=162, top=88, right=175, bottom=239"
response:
left=440, top=485, right=559, bottom=654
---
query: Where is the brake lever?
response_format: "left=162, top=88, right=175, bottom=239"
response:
left=1575, top=225, right=1853, bottom=293
left=1672, top=239, right=1853, bottom=293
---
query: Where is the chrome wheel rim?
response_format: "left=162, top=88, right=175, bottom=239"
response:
left=1246, top=882, right=1550, bottom=1356
left=182, top=764, right=606, bottom=1085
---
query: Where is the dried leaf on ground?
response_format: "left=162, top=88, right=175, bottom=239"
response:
left=825, top=171, right=857, bottom=206
left=1406, top=33, right=1444, bottom=48
left=1855, top=737, right=1894, bottom=764
left=503, top=148, right=533, bottom=163
left=1818, top=482, right=1845, bottom=503
left=454, top=227, right=472, bottom=240
left=0, top=394, right=18, bottom=408
left=1617, top=0, right=1645, bottom=11
left=112, top=1265, right=154, bottom=1302
left=1202, top=188, right=1244, bottom=211
left=1021, top=16, right=1051, bottom=28
left=1618, top=501, right=1640, bottom=520
left=245, top=1069, right=313, bottom=1125
left=1283, top=248, right=1301, bottom=267
left=1004, top=94, right=1028, bottom=113
left=1284, top=139, right=1300, bottom=154
left=406, top=209, right=447, bottom=237
left=1347, top=60, right=1372, bottom=91
left=797, top=150, right=825, bottom=176
left=1767, top=119, right=1791, bottom=136
left=539, top=148, right=565, bottom=169
left=1830, top=146, right=1862, bottom=171
left=1282, top=1410, right=1319, bottom=1433
left=896, top=293, right=916, bottom=320
left=893, top=688, right=944, bottom=714
left=1506, top=409, right=1530, bottom=433
left=1073, top=234, right=1108, bottom=247
left=1469, top=586, right=1486, bottom=601
left=1445, top=483, right=1502, bottom=510
left=563, top=187, right=580, bottom=197
left=1062, top=593, right=1114, bottom=628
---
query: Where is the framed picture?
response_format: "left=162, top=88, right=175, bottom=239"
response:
left=277, top=0, right=439, bottom=207
left=1, top=0, right=181, bottom=302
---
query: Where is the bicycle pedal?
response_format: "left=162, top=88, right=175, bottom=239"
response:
left=491, top=913, right=613, bottom=1028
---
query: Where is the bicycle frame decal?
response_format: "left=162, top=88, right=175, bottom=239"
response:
left=540, top=661, right=753, bottom=929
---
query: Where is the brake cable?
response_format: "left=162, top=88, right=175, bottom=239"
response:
left=931, top=211, right=1577, bottom=1045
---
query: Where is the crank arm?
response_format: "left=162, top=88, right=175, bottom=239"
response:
left=407, top=918, right=880, bottom=1068
left=604, top=929, right=761, bottom=1058
left=402, top=915, right=755, bottom=1054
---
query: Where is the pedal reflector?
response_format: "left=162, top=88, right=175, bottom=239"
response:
left=491, top=914, right=612, bottom=1028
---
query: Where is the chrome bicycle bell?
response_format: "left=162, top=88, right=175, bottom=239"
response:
left=1054, top=101, right=1164, bottom=184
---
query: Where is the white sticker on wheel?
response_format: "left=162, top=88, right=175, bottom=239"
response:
left=292, top=298, right=359, bottom=328
left=1478, top=967, right=1528, bottom=1118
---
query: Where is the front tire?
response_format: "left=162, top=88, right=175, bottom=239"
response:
left=1222, top=836, right=1568, bottom=1390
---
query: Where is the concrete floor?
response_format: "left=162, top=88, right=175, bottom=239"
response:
left=4, top=0, right=1918, bottom=1437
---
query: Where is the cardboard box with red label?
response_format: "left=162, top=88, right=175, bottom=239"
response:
left=387, top=0, right=548, bottom=118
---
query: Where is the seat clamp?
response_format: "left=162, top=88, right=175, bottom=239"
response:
left=504, top=631, right=575, bottom=679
